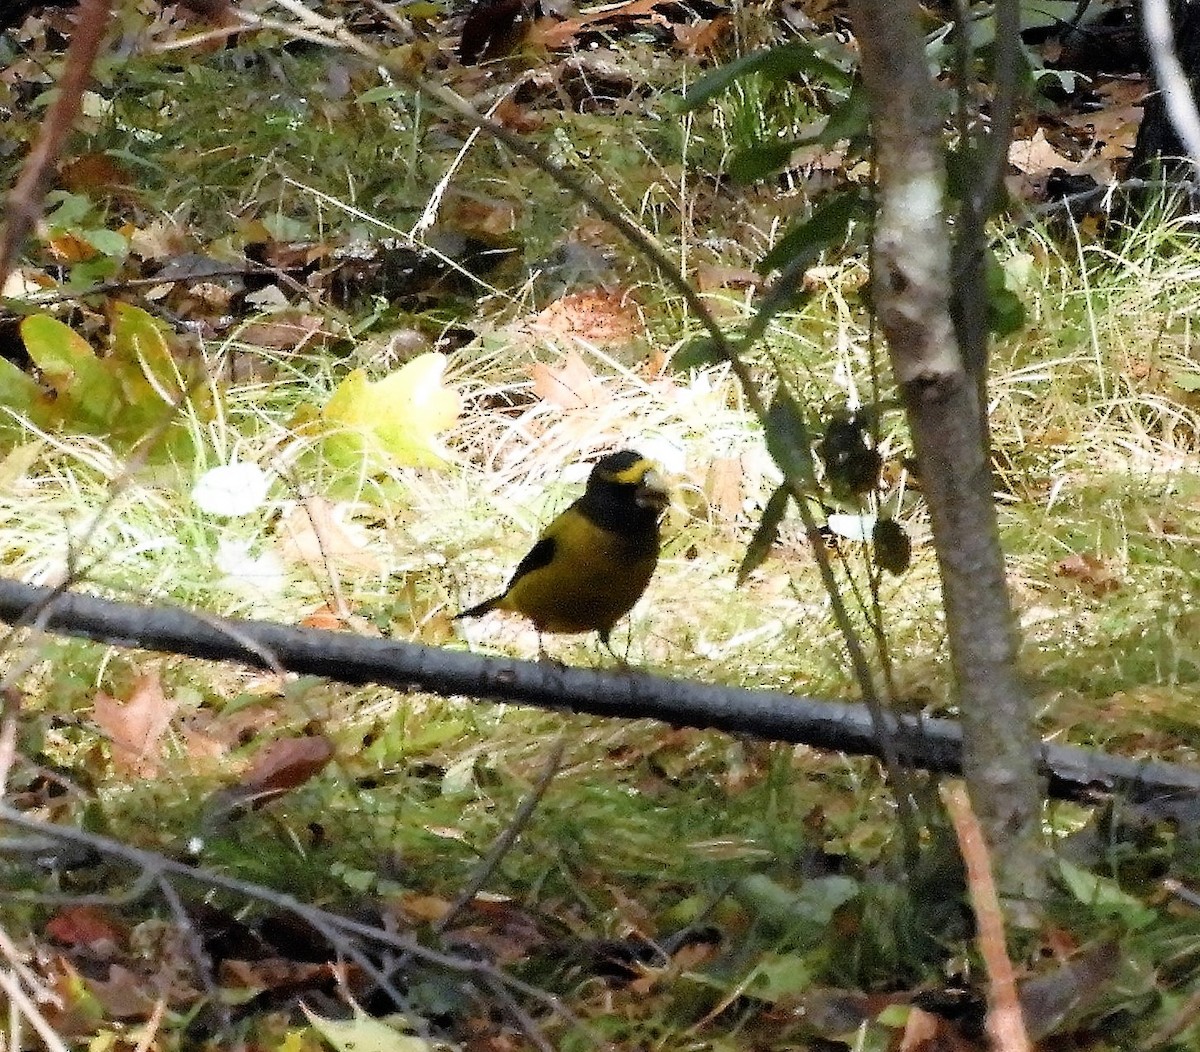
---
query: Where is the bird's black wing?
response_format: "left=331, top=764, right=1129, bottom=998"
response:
left=505, top=535, right=557, bottom=591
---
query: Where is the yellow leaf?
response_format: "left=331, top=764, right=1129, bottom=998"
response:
left=303, top=1005, right=439, bottom=1052
left=322, top=352, right=460, bottom=470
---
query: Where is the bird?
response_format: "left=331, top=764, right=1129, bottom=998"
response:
left=455, top=450, right=669, bottom=657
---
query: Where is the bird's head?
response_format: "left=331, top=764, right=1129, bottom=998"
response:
left=590, top=450, right=670, bottom=516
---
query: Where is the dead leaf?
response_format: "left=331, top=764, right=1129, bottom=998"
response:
left=706, top=456, right=745, bottom=520
left=530, top=0, right=686, bottom=48
left=897, top=1005, right=978, bottom=1051
left=93, top=670, right=178, bottom=776
left=529, top=348, right=609, bottom=409
left=238, top=311, right=332, bottom=351
left=1019, top=941, right=1120, bottom=1041
left=448, top=195, right=518, bottom=240
left=236, top=735, right=335, bottom=805
left=695, top=262, right=764, bottom=292
left=45, top=906, right=125, bottom=950
left=59, top=152, right=132, bottom=196
left=301, top=604, right=347, bottom=630
left=530, top=288, right=643, bottom=344
left=1009, top=129, right=1075, bottom=175
left=220, top=957, right=344, bottom=993
left=396, top=893, right=454, bottom=923
left=278, top=497, right=382, bottom=574
left=85, top=965, right=162, bottom=1020
left=1053, top=552, right=1121, bottom=596
left=673, top=14, right=731, bottom=56
left=43, top=230, right=101, bottom=264
left=494, top=96, right=544, bottom=133
left=260, top=241, right=330, bottom=272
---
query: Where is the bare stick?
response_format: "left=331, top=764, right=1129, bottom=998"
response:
left=0, top=804, right=600, bottom=1045
left=437, top=735, right=566, bottom=935
left=943, top=782, right=1032, bottom=1052
left=0, top=969, right=70, bottom=1052
left=0, top=0, right=114, bottom=288
left=0, top=577, right=1197, bottom=807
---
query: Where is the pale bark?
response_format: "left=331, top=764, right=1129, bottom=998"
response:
left=845, top=0, right=1047, bottom=905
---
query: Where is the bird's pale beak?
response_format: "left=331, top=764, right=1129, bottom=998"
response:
left=636, top=469, right=669, bottom=513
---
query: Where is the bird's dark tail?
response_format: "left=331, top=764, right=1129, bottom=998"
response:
left=455, top=597, right=501, bottom=620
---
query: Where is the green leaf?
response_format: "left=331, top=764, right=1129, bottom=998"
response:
left=20, top=314, right=121, bottom=427
left=760, top=189, right=870, bottom=274
left=1172, top=369, right=1200, bottom=392
left=737, top=484, right=790, bottom=586
left=1057, top=860, right=1156, bottom=930
left=358, top=84, right=406, bottom=104
left=109, top=301, right=183, bottom=401
left=744, top=952, right=814, bottom=1004
left=986, top=248, right=1027, bottom=337
left=735, top=873, right=860, bottom=930
left=322, top=352, right=461, bottom=472
left=727, top=140, right=802, bottom=184
left=671, top=335, right=723, bottom=371
left=819, top=83, right=871, bottom=144
left=0, top=358, right=45, bottom=419
left=304, top=1005, right=438, bottom=1052
left=678, top=42, right=851, bottom=112
left=43, top=191, right=92, bottom=229
left=765, top=388, right=817, bottom=485
left=81, top=228, right=128, bottom=259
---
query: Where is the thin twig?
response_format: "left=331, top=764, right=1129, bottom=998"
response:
left=0, top=969, right=70, bottom=1052
left=943, top=782, right=1032, bottom=1052
left=154, top=875, right=221, bottom=1008
left=0, top=805, right=602, bottom=1046
left=131, top=997, right=167, bottom=1052
left=0, top=0, right=114, bottom=288
left=483, top=974, right=559, bottom=1052
left=1139, top=982, right=1200, bottom=1050
left=435, top=735, right=567, bottom=936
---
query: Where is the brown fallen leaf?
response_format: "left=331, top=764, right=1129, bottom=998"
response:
left=706, top=456, right=745, bottom=520
left=673, top=14, right=731, bottom=56
left=494, top=95, right=544, bottom=133
left=529, top=287, right=643, bottom=345
left=93, top=670, right=178, bottom=777
left=897, top=1005, right=980, bottom=1051
left=1053, top=552, right=1121, bottom=596
left=449, top=195, right=518, bottom=240
left=236, top=735, right=335, bottom=806
left=529, top=348, right=609, bottom=409
left=84, top=965, right=163, bottom=1020
left=530, top=0, right=683, bottom=48
left=695, top=262, right=765, bottom=292
left=238, top=310, right=333, bottom=352
left=45, top=906, right=125, bottom=950
left=1009, top=129, right=1076, bottom=175
left=220, top=957, right=345, bottom=994
left=278, top=496, right=382, bottom=574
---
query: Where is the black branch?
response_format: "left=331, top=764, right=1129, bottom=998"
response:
left=1, top=577, right=1197, bottom=808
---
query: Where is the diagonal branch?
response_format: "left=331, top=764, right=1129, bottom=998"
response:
left=0, top=0, right=114, bottom=288
left=0, top=577, right=1196, bottom=808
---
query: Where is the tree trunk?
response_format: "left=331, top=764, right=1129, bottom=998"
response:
left=844, top=0, right=1047, bottom=908
left=1133, top=0, right=1200, bottom=174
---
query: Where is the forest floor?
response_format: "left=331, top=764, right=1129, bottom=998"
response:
left=4, top=0, right=1200, bottom=1049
